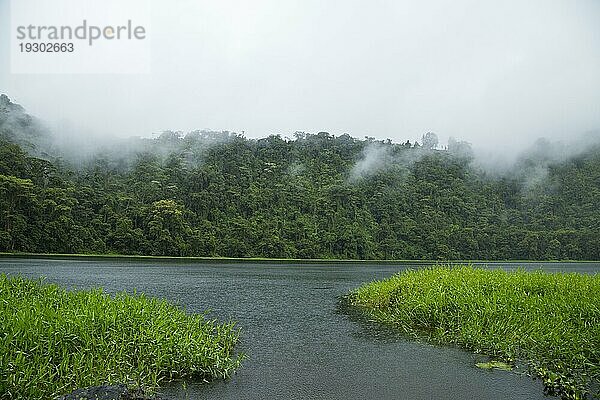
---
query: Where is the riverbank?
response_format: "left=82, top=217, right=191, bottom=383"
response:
left=1, top=252, right=598, bottom=264
left=0, top=274, right=243, bottom=399
left=347, top=265, right=600, bottom=399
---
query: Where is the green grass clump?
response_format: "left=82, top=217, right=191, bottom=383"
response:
left=348, top=265, right=600, bottom=399
left=0, top=274, right=242, bottom=399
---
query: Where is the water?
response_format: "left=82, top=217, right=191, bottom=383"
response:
left=1, top=258, right=598, bottom=400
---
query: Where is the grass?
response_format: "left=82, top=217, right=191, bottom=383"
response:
left=347, top=265, right=600, bottom=399
left=0, top=274, right=243, bottom=399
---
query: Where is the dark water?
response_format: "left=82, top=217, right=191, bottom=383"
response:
left=1, top=258, right=598, bottom=400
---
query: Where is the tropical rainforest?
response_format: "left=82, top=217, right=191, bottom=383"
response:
left=1, top=94, right=599, bottom=260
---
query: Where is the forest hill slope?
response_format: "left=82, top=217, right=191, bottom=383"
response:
left=0, top=95, right=598, bottom=260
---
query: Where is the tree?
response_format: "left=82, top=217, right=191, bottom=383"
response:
left=0, top=174, right=34, bottom=251
left=422, top=132, right=438, bottom=150
left=147, top=200, right=194, bottom=256
left=0, top=104, right=599, bottom=261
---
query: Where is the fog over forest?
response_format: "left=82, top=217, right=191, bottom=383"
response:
left=1, top=94, right=599, bottom=260
left=1, top=0, right=599, bottom=260
left=1, top=2, right=600, bottom=400
left=1, top=0, right=599, bottom=152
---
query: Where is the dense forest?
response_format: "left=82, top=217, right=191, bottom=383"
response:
left=1, top=94, right=599, bottom=260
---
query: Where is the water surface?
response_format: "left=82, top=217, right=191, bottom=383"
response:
left=2, top=258, right=597, bottom=399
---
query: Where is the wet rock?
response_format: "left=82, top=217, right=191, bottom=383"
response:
left=57, top=384, right=165, bottom=400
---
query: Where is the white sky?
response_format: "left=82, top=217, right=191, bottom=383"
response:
left=1, top=0, right=599, bottom=151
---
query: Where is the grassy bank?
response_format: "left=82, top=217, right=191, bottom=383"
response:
left=347, top=265, right=600, bottom=399
left=0, top=274, right=242, bottom=399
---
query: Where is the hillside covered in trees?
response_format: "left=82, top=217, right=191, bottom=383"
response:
left=1, top=95, right=599, bottom=260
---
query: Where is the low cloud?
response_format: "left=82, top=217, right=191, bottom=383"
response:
left=349, top=142, right=394, bottom=181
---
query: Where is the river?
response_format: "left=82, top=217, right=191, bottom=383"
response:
left=1, top=258, right=598, bottom=399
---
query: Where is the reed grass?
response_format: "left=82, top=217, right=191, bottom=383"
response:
left=348, top=265, right=600, bottom=399
left=0, top=274, right=242, bottom=399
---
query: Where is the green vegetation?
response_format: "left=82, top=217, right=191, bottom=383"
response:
left=475, top=360, right=513, bottom=371
left=348, top=266, right=600, bottom=399
left=1, top=95, right=600, bottom=260
left=0, top=274, right=242, bottom=400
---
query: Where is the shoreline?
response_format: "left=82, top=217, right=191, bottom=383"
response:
left=0, top=252, right=598, bottom=264
left=348, top=265, right=600, bottom=399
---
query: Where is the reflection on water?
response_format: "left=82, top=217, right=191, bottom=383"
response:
left=2, top=258, right=595, bottom=399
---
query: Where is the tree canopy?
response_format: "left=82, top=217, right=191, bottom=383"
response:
left=1, top=96, right=598, bottom=260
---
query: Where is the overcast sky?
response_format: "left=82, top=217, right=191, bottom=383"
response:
left=1, top=0, right=599, bottom=150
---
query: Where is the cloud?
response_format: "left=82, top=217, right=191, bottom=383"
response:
left=349, top=143, right=394, bottom=181
left=0, top=0, right=598, bottom=152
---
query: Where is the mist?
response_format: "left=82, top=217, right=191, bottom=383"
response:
left=349, top=143, right=393, bottom=181
left=345, top=128, right=600, bottom=190
left=1, top=0, right=599, bottom=156
left=470, top=130, right=600, bottom=185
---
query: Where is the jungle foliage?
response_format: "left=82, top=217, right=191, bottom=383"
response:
left=1, top=95, right=599, bottom=260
